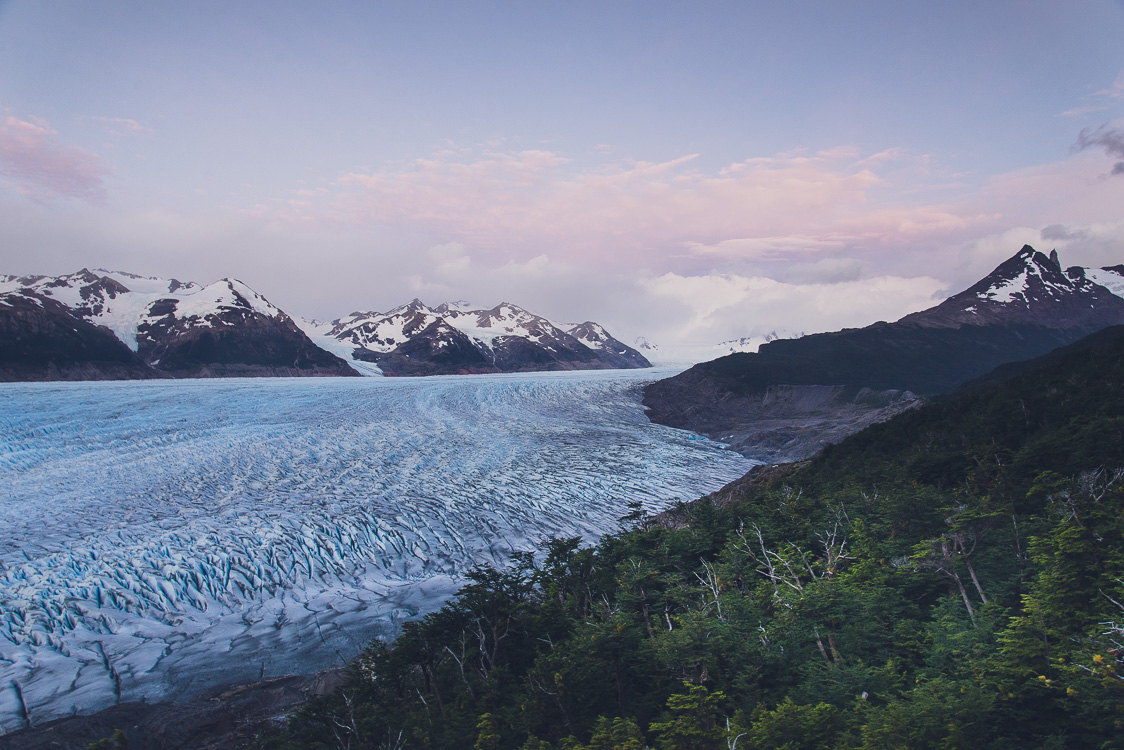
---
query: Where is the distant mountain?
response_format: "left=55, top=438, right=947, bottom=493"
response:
left=642, top=246, right=1124, bottom=461
left=635, top=330, right=806, bottom=366
left=0, top=270, right=647, bottom=381
left=0, top=269, right=359, bottom=380
left=901, top=245, right=1124, bottom=330
left=301, top=299, right=650, bottom=376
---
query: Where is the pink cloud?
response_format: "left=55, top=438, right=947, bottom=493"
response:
left=290, top=147, right=968, bottom=267
left=246, top=140, right=1120, bottom=281
left=0, top=116, right=109, bottom=204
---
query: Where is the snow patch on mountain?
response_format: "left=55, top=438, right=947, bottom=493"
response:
left=637, top=331, right=804, bottom=366
left=1085, top=266, right=1124, bottom=298
left=979, top=269, right=1032, bottom=304
left=296, top=318, right=384, bottom=376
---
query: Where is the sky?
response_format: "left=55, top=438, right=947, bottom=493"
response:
left=1, top=0, right=1123, bottom=351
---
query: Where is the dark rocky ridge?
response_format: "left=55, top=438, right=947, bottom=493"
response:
left=0, top=292, right=159, bottom=382
left=643, top=246, right=1124, bottom=462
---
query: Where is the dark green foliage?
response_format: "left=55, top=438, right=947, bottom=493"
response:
left=257, top=327, right=1124, bottom=749
left=86, top=729, right=129, bottom=750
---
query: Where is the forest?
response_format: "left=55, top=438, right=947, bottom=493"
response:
left=257, top=325, right=1124, bottom=749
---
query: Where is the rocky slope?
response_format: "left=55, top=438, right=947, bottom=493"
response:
left=0, top=291, right=158, bottom=382
left=643, top=246, right=1124, bottom=462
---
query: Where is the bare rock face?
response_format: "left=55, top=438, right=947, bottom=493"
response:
left=644, top=376, right=920, bottom=463
left=0, top=292, right=159, bottom=382
left=643, top=246, right=1124, bottom=461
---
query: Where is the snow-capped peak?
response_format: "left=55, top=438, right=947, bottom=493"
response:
left=971, top=245, right=1076, bottom=305
left=0, top=269, right=286, bottom=351
left=314, top=298, right=650, bottom=374
left=901, top=245, right=1124, bottom=330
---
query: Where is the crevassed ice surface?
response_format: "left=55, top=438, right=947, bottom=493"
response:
left=0, top=370, right=754, bottom=732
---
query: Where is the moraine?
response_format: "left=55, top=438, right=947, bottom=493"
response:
left=0, top=369, right=753, bottom=732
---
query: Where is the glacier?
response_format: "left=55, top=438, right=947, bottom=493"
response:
left=0, top=370, right=754, bottom=732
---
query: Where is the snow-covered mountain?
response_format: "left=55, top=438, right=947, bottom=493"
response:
left=302, top=299, right=650, bottom=376
left=0, top=270, right=649, bottom=380
left=0, top=289, right=158, bottom=382
left=0, top=269, right=359, bottom=380
left=902, top=246, right=1124, bottom=330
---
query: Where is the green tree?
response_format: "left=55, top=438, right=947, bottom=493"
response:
left=475, top=712, right=501, bottom=750
left=86, top=729, right=128, bottom=750
left=649, top=682, right=726, bottom=750
left=746, top=698, right=845, bottom=750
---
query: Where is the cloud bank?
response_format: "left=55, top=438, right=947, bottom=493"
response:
left=3, top=117, right=1124, bottom=355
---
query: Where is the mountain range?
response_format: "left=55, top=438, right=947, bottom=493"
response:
left=301, top=299, right=650, bottom=376
left=642, top=245, right=1124, bottom=461
left=0, top=270, right=648, bottom=381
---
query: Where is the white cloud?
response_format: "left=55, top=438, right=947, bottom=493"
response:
left=638, top=271, right=945, bottom=345
left=783, top=258, right=865, bottom=285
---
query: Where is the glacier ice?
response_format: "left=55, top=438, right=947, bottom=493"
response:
left=0, top=369, right=754, bottom=731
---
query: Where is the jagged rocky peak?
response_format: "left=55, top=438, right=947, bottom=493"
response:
left=475, top=301, right=544, bottom=329
left=434, top=299, right=473, bottom=314
left=569, top=321, right=611, bottom=349
left=901, top=244, right=1124, bottom=330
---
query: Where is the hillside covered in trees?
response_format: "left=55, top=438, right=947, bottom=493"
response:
left=259, top=326, right=1124, bottom=749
